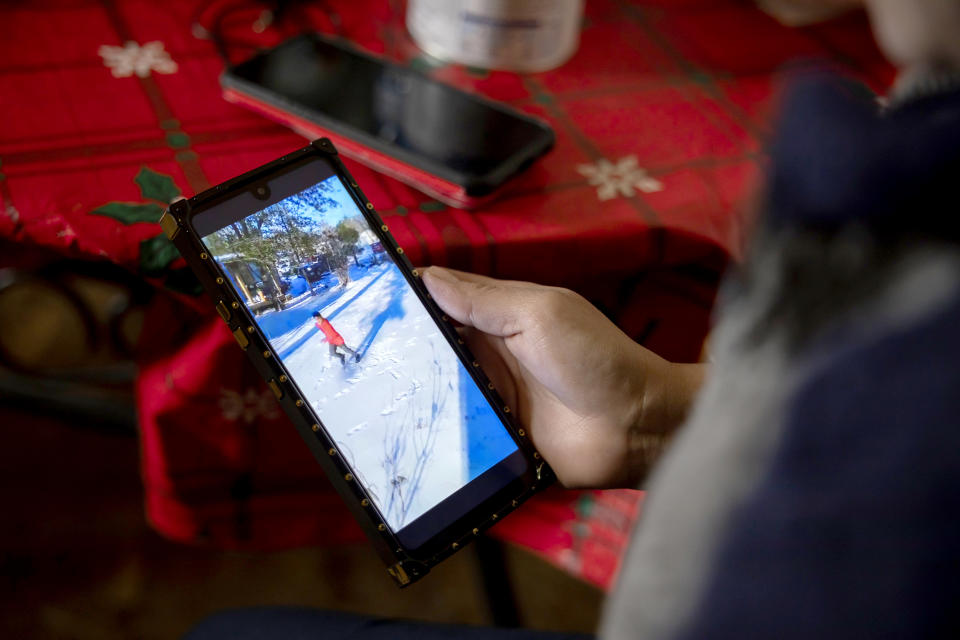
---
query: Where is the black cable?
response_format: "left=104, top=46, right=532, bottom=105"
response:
left=191, top=0, right=343, bottom=68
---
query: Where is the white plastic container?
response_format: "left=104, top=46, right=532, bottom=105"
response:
left=406, top=0, right=584, bottom=73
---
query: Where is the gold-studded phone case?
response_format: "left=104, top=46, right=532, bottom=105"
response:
left=159, top=139, right=553, bottom=586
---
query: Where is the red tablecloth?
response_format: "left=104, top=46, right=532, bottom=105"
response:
left=0, top=0, right=891, bottom=590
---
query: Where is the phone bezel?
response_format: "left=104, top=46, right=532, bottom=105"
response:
left=220, top=33, right=555, bottom=198
left=162, top=140, right=552, bottom=584
left=189, top=154, right=531, bottom=548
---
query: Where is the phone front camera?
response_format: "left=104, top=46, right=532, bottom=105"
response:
left=253, top=185, right=271, bottom=200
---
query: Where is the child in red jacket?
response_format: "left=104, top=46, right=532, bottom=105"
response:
left=312, top=311, right=359, bottom=365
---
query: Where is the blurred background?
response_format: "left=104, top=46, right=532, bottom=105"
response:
left=0, top=0, right=890, bottom=637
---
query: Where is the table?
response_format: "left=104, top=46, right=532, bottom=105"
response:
left=0, top=0, right=891, bottom=589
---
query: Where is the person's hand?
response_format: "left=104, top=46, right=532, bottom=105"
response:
left=422, top=267, right=705, bottom=489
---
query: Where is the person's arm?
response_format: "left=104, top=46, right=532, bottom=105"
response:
left=422, top=266, right=707, bottom=489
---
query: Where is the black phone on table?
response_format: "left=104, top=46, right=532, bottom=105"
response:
left=220, top=33, right=555, bottom=209
left=159, top=139, right=552, bottom=586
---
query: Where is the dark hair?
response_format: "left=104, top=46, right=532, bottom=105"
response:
left=312, top=311, right=322, bottom=318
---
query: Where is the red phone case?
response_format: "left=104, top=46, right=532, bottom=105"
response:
left=223, top=87, right=497, bottom=210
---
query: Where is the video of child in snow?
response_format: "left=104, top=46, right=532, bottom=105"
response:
left=202, top=175, right=518, bottom=531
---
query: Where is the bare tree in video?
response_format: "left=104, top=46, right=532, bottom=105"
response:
left=205, top=212, right=289, bottom=310
left=337, top=220, right=361, bottom=267
left=206, top=183, right=347, bottom=306
left=381, top=346, right=447, bottom=527
left=319, top=227, right=352, bottom=287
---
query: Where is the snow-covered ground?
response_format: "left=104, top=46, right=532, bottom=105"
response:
left=263, top=261, right=517, bottom=531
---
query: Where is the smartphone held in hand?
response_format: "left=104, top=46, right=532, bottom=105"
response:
left=159, top=139, right=552, bottom=586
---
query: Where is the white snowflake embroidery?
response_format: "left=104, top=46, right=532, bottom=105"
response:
left=98, top=41, right=178, bottom=78
left=577, top=155, right=664, bottom=201
left=219, top=388, right=280, bottom=424
left=56, top=223, right=77, bottom=241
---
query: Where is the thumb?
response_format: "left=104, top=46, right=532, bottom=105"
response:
left=422, top=267, right=529, bottom=338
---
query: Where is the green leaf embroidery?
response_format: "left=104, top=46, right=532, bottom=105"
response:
left=418, top=201, right=446, bottom=212
left=165, top=132, right=191, bottom=149
left=91, top=202, right=164, bottom=224
left=135, top=166, right=181, bottom=204
left=139, top=233, right=181, bottom=276
left=576, top=494, right=595, bottom=518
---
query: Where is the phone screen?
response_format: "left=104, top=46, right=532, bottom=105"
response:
left=194, top=159, right=523, bottom=544
left=228, top=34, right=552, bottom=187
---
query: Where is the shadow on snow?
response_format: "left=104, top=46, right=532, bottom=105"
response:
left=355, top=274, right=406, bottom=361
left=275, top=266, right=390, bottom=360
